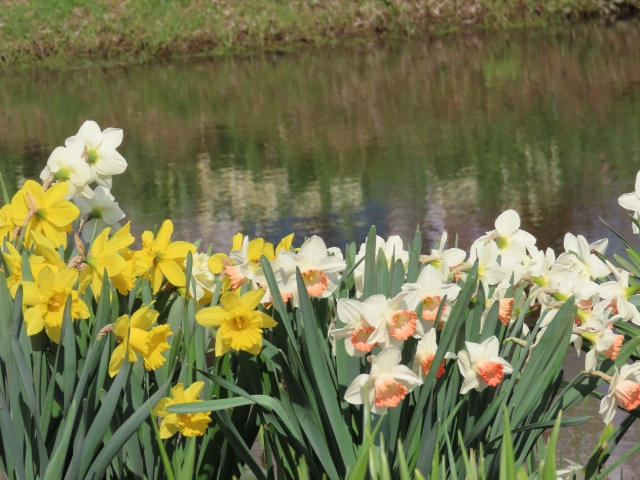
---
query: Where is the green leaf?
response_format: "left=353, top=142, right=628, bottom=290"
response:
left=499, top=408, right=516, bottom=480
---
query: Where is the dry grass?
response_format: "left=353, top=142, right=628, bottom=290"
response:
left=0, top=0, right=635, bottom=67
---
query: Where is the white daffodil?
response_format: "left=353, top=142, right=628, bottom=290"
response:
left=469, top=242, right=505, bottom=297
left=277, top=235, right=346, bottom=306
left=344, top=346, right=422, bottom=414
left=421, top=231, right=466, bottom=280
left=329, top=298, right=379, bottom=357
left=353, top=235, right=408, bottom=297
left=599, top=261, right=640, bottom=325
left=412, top=329, right=456, bottom=381
left=73, top=186, right=126, bottom=241
left=575, top=312, right=624, bottom=372
left=556, top=460, right=585, bottom=480
left=618, top=171, right=640, bottom=234
left=472, top=209, right=536, bottom=266
left=40, top=144, right=93, bottom=199
left=457, top=336, right=513, bottom=394
left=363, top=293, right=422, bottom=349
left=401, top=264, right=461, bottom=329
left=65, top=120, right=127, bottom=188
left=599, top=363, right=640, bottom=424
left=185, top=252, right=215, bottom=301
left=556, top=233, right=609, bottom=280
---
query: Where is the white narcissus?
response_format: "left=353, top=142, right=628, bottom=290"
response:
left=556, top=233, right=610, bottom=280
left=401, top=264, right=461, bottom=329
left=412, top=329, right=457, bottom=381
left=277, top=235, right=346, bottom=306
left=469, top=242, right=504, bottom=297
left=65, top=120, right=127, bottom=188
left=457, top=336, right=513, bottom=394
left=344, top=346, right=422, bottom=414
left=599, top=261, right=640, bottom=325
left=599, top=364, right=640, bottom=424
left=421, top=231, right=466, bottom=280
left=618, top=171, right=640, bottom=234
left=40, top=144, right=93, bottom=199
left=353, top=235, right=409, bottom=297
left=74, top=186, right=126, bottom=241
left=185, top=252, right=215, bottom=301
left=472, top=209, right=536, bottom=266
left=556, top=460, right=585, bottom=480
left=329, top=298, right=378, bottom=357
left=363, top=292, right=423, bottom=350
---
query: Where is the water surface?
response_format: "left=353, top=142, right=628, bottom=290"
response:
left=2, top=24, right=640, bottom=476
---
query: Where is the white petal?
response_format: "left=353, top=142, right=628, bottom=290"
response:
left=373, top=346, right=402, bottom=373
left=619, top=192, right=640, bottom=212
left=344, top=374, right=369, bottom=404
left=100, top=127, right=123, bottom=149
left=460, top=372, right=481, bottom=394
left=481, top=336, right=500, bottom=358
left=95, top=148, right=127, bottom=176
left=77, top=120, right=103, bottom=149
left=298, top=236, right=327, bottom=263
left=599, top=393, right=617, bottom=424
left=495, top=210, right=521, bottom=237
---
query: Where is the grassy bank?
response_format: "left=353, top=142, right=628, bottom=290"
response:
left=0, top=0, right=635, bottom=67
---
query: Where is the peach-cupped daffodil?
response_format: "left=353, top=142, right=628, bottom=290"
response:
left=599, top=260, right=640, bottom=325
left=413, top=329, right=457, bottom=381
left=65, top=120, right=128, bottom=188
left=329, top=297, right=379, bottom=357
left=600, top=364, right=640, bottom=424
left=80, top=224, right=135, bottom=297
left=353, top=235, right=409, bottom=297
left=421, top=231, right=466, bottom=281
left=195, top=289, right=277, bottom=356
left=457, top=336, right=513, bottom=394
left=11, top=266, right=89, bottom=343
left=136, top=219, right=196, bottom=292
left=108, top=303, right=172, bottom=377
left=153, top=382, right=212, bottom=438
left=11, top=180, right=79, bottom=248
left=344, top=346, right=422, bottom=414
left=363, top=293, right=422, bottom=350
left=0, top=204, right=15, bottom=240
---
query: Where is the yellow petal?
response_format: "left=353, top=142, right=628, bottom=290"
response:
left=104, top=223, right=134, bottom=253
left=45, top=200, right=80, bottom=228
left=143, top=325, right=172, bottom=371
left=215, top=332, right=231, bottom=357
left=151, top=266, right=164, bottom=293
left=88, top=251, right=127, bottom=278
left=43, top=182, right=68, bottom=206
left=54, top=268, right=79, bottom=289
left=11, top=281, right=42, bottom=306
left=256, top=311, right=277, bottom=329
left=195, top=306, right=226, bottom=328
left=44, top=323, right=62, bottom=344
left=153, top=397, right=174, bottom=417
left=246, top=338, right=263, bottom=355
left=239, top=289, right=265, bottom=311
left=220, top=291, right=242, bottom=311
left=170, top=383, right=185, bottom=403
left=30, top=230, right=58, bottom=250
left=247, top=238, right=264, bottom=263
left=183, top=381, right=205, bottom=402
left=114, top=314, right=130, bottom=339
left=154, top=220, right=173, bottom=252
left=130, top=302, right=158, bottom=331
left=159, top=414, right=180, bottom=439
left=262, top=242, right=275, bottom=261
left=91, top=228, right=111, bottom=256
left=208, top=253, right=231, bottom=274
left=24, top=307, right=45, bottom=336
left=71, top=296, right=90, bottom=320
left=163, top=241, right=197, bottom=260
left=129, top=328, right=150, bottom=355
left=231, top=233, right=243, bottom=251
left=39, top=219, right=67, bottom=248
left=276, top=233, right=294, bottom=254
left=108, top=343, right=127, bottom=378
left=37, top=266, right=56, bottom=293
left=23, top=180, right=45, bottom=208
left=158, top=259, right=186, bottom=287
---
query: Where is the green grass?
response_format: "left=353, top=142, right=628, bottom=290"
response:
left=0, top=0, right=616, bottom=68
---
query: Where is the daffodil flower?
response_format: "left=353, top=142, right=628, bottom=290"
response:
left=40, top=143, right=93, bottom=199
left=2, top=239, right=64, bottom=289
left=402, top=264, right=461, bottom=328
left=185, top=252, right=215, bottom=301
left=0, top=204, right=15, bottom=240
left=277, top=235, right=346, bottom=306
left=65, top=120, right=127, bottom=188
left=329, top=297, right=379, bottom=357
left=353, top=235, right=409, bottom=297
left=468, top=242, right=505, bottom=297
left=11, top=266, right=89, bottom=343
left=73, top=186, right=125, bottom=241
left=136, top=219, right=196, bottom=292
left=457, top=336, right=513, bottom=394
left=195, top=289, right=277, bottom=356
left=153, top=382, right=212, bottom=438
left=576, top=312, right=624, bottom=372
left=112, top=248, right=149, bottom=295
left=556, top=233, right=609, bottom=280
left=599, top=261, right=640, bottom=325
left=224, top=234, right=276, bottom=290
left=472, top=209, right=536, bottom=266
left=80, top=224, right=135, bottom=297
left=618, top=171, right=640, bottom=233
left=11, top=180, right=80, bottom=248
left=363, top=293, right=422, bottom=349
left=599, top=364, right=640, bottom=424
left=556, top=460, right=585, bottom=480
left=108, top=303, right=172, bottom=377
left=421, top=231, right=466, bottom=280
left=412, top=329, right=456, bottom=381
left=344, top=346, right=422, bottom=414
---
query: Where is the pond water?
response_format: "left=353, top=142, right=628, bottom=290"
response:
left=2, top=23, right=640, bottom=476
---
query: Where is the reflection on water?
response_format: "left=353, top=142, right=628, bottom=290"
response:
left=2, top=24, right=640, bottom=475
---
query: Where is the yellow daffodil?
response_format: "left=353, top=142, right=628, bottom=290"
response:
left=112, top=248, right=149, bottom=295
left=135, top=219, right=196, bottom=292
left=153, top=382, right=211, bottom=439
left=11, top=266, right=89, bottom=343
left=0, top=204, right=15, bottom=240
left=108, top=303, right=172, bottom=377
left=80, top=224, right=135, bottom=297
left=2, top=235, right=66, bottom=289
left=195, top=289, right=277, bottom=356
left=11, top=180, right=80, bottom=248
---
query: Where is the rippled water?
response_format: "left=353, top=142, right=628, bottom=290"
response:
left=2, top=24, right=640, bottom=476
